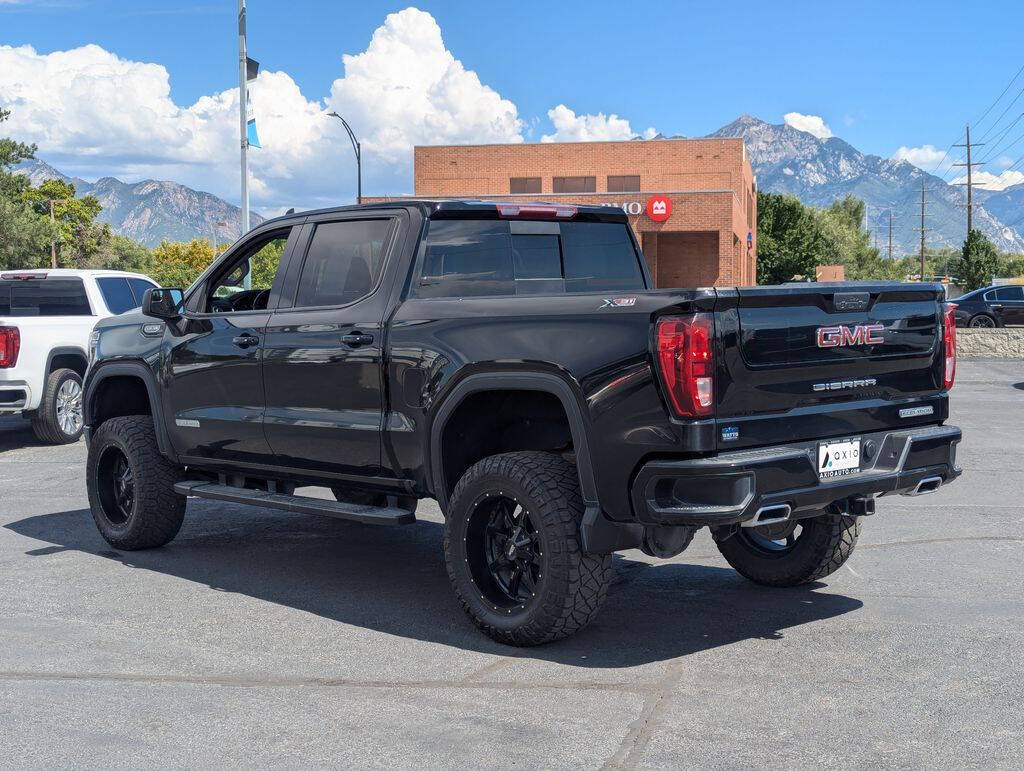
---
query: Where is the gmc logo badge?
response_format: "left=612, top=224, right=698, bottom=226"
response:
left=816, top=324, right=885, bottom=348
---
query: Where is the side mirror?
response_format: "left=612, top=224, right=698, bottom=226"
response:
left=142, top=287, right=184, bottom=320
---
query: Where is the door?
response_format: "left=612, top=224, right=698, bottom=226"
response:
left=261, top=214, right=399, bottom=477
left=992, top=285, right=1024, bottom=326
left=164, top=227, right=296, bottom=463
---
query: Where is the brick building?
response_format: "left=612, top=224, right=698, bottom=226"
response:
left=401, top=137, right=757, bottom=287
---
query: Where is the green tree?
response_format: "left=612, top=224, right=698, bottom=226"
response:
left=22, top=178, right=111, bottom=267
left=150, top=239, right=216, bottom=288
left=89, top=234, right=153, bottom=273
left=957, top=229, right=999, bottom=291
left=0, top=107, right=57, bottom=269
left=756, top=191, right=828, bottom=284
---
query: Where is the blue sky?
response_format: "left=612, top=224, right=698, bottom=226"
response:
left=2, top=0, right=1022, bottom=210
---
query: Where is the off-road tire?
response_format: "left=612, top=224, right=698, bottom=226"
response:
left=444, top=451, right=613, bottom=646
left=716, top=511, right=860, bottom=587
left=31, top=368, right=83, bottom=444
left=87, top=415, right=186, bottom=550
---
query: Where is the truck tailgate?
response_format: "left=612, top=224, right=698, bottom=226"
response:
left=713, top=283, right=947, bottom=449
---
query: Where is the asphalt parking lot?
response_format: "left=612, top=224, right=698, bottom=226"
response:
left=1, top=359, right=1021, bottom=768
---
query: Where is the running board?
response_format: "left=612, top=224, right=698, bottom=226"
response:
left=173, top=481, right=416, bottom=526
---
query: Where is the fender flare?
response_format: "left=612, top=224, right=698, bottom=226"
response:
left=45, top=346, right=89, bottom=377
left=85, top=361, right=177, bottom=462
left=428, top=371, right=641, bottom=554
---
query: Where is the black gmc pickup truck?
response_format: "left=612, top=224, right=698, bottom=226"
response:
left=83, top=200, right=962, bottom=645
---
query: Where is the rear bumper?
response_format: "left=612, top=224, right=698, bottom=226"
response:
left=0, top=381, right=30, bottom=414
left=631, top=424, right=962, bottom=527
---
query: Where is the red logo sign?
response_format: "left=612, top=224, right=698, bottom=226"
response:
left=646, top=195, right=671, bottom=222
left=816, top=324, right=885, bottom=348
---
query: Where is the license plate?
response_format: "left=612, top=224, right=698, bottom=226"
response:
left=818, top=439, right=861, bottom=478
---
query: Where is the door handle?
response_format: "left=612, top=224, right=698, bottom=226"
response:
left=232, top=334, right=260, bottom=348
left=342, top=332, right=374, bottom=347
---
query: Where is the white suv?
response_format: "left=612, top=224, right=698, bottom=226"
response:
left=0, top=269, right=158, bottom=444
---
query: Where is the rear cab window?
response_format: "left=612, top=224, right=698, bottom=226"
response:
left=413, top=217, right=646, bottom=298
left=0, top=277, right=92, bottom=316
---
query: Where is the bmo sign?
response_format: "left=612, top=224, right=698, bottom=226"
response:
left=600, top=195, right=672, bottom=222
left=646, top=195, right=671, bottom=222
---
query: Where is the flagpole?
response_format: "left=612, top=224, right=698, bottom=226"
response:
left=237, top=0, right=249, bottom=234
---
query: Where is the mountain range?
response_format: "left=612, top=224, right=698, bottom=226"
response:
left=709, top=115, right=1024, bottom=255
left=13, top=158, right=261, bottom=247
left=14, top=115, right=1024, bottom=255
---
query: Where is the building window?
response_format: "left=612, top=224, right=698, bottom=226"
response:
left=510, top=177, right=541, bottom=194
left=552, top=176, right=596, bottom=194
left=607, top=175, right=640, bottom=193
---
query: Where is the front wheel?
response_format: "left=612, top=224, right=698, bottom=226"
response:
left=87, top=415, right=186, bottom=550
left=715, top=511, right=860, bottom=587
left=444, top=451, right=612, bottom=646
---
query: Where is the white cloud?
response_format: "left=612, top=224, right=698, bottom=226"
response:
left=326, top=7, right=523, bottom=163
left=1, top=8, right=663, bottom=213
left=892, top=144, right=952, bottom=173
left=0, top=8, right=525, bottom=211
left=783, top=112, right=833, bottom=140
left=949, top=169, right=1024, bottom=191
left=996, top=156, right=1015, bottom=169
left=541, top=104, right=655, bottom=143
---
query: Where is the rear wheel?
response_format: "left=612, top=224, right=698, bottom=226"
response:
left=444, top=451, right=612, bottom=646
left=31, top=368, right=84, bottom=444
left=715, top=511, right=860, bottom=587
left=87, top=415, right=185, bottom=550
left=969, top=314, right=997, bottom=328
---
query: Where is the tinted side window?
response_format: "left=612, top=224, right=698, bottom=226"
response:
left=97, top=277, right=137, bottom=314
left=128, top=278, right=157, bottom=304
left=417, top=220, right=514, bottom=298
left=0, top=278, right=92, bottom=316
left=994, top=286, right=1024, bottom=301
left=294, top=220, right=392, bottom=307
left=560, top=222, right=645, bottom=292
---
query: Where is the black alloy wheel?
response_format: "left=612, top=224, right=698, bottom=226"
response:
left=467, top=493, right=543, bottom=609
left=97, top=446, right=136, bottom=526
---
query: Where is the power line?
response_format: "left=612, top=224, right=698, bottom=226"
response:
left=927, top=63, right=1024, bottom=182
left=973, top=62, right=1024, bottom=132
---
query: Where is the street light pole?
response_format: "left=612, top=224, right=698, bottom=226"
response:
left=327, top=111, right=361, bottom=204
left=238, top=0, right=250, bottom=233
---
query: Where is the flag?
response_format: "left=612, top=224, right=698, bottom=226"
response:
left=245, top=57, right=260, bottom=148
left=246, top=88, right=260, bottom=148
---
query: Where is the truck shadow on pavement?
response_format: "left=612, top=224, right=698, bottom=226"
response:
left=0, top=417, right=52, bottom=452
left=6, top=503, right=863, bottom=668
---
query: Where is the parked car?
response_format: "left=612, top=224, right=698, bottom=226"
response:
left=952, top=284, right=1024, bottom=327
left=0, top=269, right=158, bottom=443
left=82, top=201, right=961, bottom=645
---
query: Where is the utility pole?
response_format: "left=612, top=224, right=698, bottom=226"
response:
left=953, top=124, right=984, bottom=236
left=237, top=0, right=249, bottom=234
left=884, top=207, right=892, bottom=262
left=913, top=177, right=934, bottom=282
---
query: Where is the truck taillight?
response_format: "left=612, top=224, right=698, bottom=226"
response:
left=656, top=313, right=714, bottom=418
left=0, top=327, right=20, bottom=368
left=943, top=303, right=957, bottom=390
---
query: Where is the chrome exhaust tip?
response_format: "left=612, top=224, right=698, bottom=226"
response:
left=742, top=503, right=792, bottom=528
left=906, top=476, right=942, bottom=496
